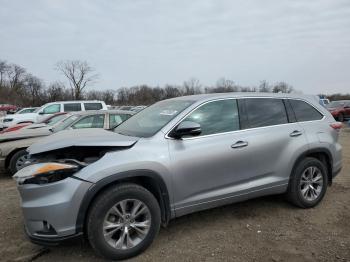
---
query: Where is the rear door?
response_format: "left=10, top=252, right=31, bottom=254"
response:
left=238, top=98, right=309, bottom=189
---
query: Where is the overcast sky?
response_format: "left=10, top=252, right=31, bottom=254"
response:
left=1, top=0, right=350, bottom=94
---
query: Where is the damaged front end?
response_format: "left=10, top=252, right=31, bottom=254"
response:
left=13, top=129, right=139, bottom=185
left=14, top=145, right=134, bottom=185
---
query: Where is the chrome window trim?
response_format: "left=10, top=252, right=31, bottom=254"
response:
left=165, top=96, right=325, bottom=141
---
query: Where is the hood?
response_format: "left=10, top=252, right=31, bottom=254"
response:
left=0, top=126, right=51, bottom=143
left=23, top=123, right=47, bottom=129
left=4, top=112, right=37, bottom=121
left=28, top=128, right=139, bottom=155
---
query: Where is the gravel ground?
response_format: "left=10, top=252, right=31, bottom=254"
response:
left=0, top=131, right=349, bottom=262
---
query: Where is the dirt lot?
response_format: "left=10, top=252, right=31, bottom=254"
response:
left=0, top=132, right=349, bottom=262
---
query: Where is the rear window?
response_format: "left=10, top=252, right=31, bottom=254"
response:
left=72, top=115, right=105, bottom=129
left=289, top=99, right=323, bottom=122
left=245, top=98, right=288, bottom=128
left=64, top=103, right=82, bottom=112
left=84, top=103, right=103, bottom=110
left=109, top=114, right=132, bottom=128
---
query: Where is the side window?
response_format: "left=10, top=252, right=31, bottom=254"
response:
left=64, top=103, right=81, bottom=112
left=43, top=104, right=61, bottom=114
left=245, top=98, right=288, bottom=128
left=182, top=99, right=240, bottom=136
left=72, top=115, right=105, bottom=129
left=289, top=99, right=323, bottom=122
left=84, top=103, right=103, bottom=110
left=109, top=114, right=132, bottom=128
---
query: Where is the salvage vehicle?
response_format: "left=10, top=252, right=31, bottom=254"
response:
left=0, top=112, right=67, bottom=134
left=13, top=93, right=342, bottom=260
left=1, top=100, right=107, bottom=129
left=1, top=110, right=133, bottom=174
left=326, top=100, right=350, bottom=122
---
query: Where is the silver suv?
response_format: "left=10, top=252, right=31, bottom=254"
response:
left=13, top=93, right=342, bottom=260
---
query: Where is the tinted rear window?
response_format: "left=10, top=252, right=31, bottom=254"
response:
left=84, top=103, right=103, bottom=110
left=245, top=98, right=288, bottom=128
left=289, top=99, right=323, bottom=122
left=64, top=103, right=82, bottom=112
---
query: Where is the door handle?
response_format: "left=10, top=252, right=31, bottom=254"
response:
left=290, top=130, right=303, bottom=137
left=231, top=141, right=248, bottom=149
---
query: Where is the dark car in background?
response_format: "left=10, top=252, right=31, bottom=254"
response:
left=326, top=100, right=350, bottom=122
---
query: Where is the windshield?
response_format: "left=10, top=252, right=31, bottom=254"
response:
left=16, top=108, right=36, bottom=114
left=327, top=101, right=345, bottom=108
left=46, top=114, right=67, bottom=126
left=52, top=115, right=80, bottom=132
left=114, top=100, right=194, bottom=137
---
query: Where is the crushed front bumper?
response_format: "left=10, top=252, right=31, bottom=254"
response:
left=17, top=177, right=92, bottom=244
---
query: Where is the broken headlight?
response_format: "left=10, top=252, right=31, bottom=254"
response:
left=13, top=162, right=79, bottom=185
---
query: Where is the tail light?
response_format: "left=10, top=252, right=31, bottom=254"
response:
left=330, top=122, right=343, bottom=131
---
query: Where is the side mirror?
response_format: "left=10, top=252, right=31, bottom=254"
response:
left=38, top=111, right=45, bottom=115
left=171, top=121, right=201, bottom=139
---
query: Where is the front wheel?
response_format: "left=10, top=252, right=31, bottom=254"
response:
left=287, top=157, right=328, bottom=208
left=9, top=149, right=30, bottom=174
left=87, top=183, right=161, bottom=260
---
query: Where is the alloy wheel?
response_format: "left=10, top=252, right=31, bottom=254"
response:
left=299, top=166, right=324, bottom=202
left=103, top=199, right=151, bottom=250
left=15, top=154, right=30, bottom=171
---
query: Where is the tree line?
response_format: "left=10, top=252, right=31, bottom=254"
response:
left=0, top=59, right=348, bottom=107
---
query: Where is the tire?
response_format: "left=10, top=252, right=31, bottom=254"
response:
left=87, top=183, right=161, bottom=260
left=287, top=157, right=328, bottom=208
left=9, top=149, right=30, bottom=175
left=338, top=113, right=344, bottom=122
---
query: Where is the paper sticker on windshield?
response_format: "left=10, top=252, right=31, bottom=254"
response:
left=160, top=110, right=178, bottom=116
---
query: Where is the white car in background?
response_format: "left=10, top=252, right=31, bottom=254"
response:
left=0, top=100, right=107, bottom=129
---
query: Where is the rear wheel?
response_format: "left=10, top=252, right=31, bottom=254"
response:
left=9, top=149, right=30, bottom=174
left=287, top=157, right=328, bottom=208
left=87, top=183, right=161, bottom=260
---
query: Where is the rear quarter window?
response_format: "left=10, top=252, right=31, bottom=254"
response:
left=289, top=99, right=323, bottom=122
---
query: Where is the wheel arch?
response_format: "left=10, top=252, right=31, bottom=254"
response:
left=75, top=169, right=171, bottom=234
left=291, top=147, right=333, bottom=185
left=4, top=147, right=28, bottom=169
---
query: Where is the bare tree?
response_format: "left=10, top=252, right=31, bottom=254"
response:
left=46, top=81, right=73, bottom=102
left=210, top=78, right=239, bottom=93
left=0, top=60, right=9, bottom=87
left=183, top=78, right=202, bottom=95
left=24, top=74, right=44, bottom=106
left=259, top=80, right=271, bottom=92
left=7, top=64, right=26, bottom=90
left=56, top=60, right=98, bottom=100
left=273, top=82, right=294, bottom=93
